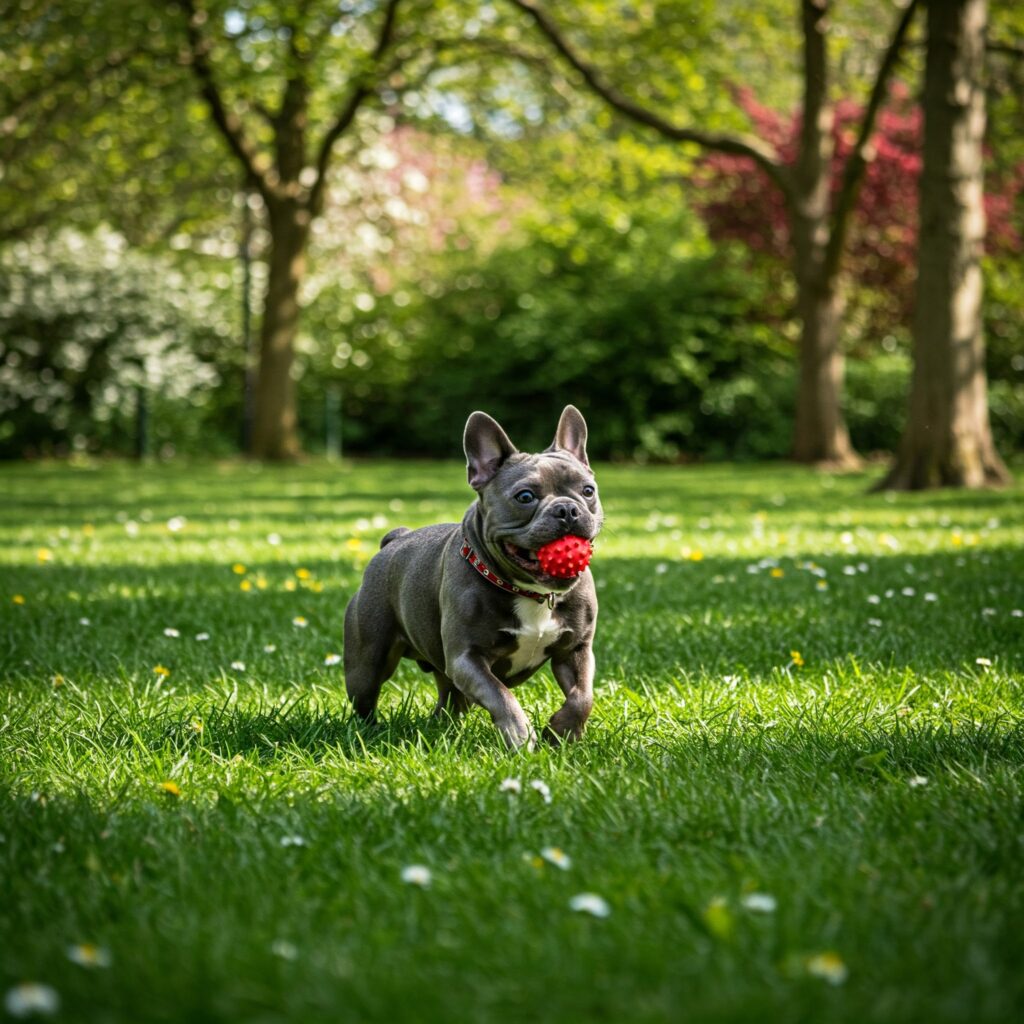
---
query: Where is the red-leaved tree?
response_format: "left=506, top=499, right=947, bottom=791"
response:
left=509, top=0, right=922, bottom=468
left=698, top=83, right=1021, bottom=333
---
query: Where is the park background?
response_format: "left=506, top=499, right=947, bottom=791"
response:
left=2, top=3, right=1024, bottom=1024
left=1, top=0, right=1021, bottom=480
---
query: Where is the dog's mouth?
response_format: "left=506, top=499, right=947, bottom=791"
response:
left=502, top=541, right=541, bottom=573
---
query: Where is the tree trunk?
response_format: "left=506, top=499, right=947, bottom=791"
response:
left=251, top=200, right=309, bottom=461
left=790, top=0, right=860, bottom=468
left=792, top=269, right=858, bottom=466
left=877, top=0, right=1009, bottom=490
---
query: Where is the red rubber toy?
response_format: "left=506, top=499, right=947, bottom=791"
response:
left=536, top=535, right=594, bottom=578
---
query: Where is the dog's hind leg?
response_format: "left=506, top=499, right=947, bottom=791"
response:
left=343, top=594, right=403, bottom=721
left=432, top=672, right=470, bottom=719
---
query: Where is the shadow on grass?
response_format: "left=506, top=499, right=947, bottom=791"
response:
left=80, top=685, right=492, bottom=764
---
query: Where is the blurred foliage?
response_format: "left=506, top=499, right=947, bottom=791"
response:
left=0, top=0, right=1021, bottom=461
left=0, top=230, right=239, bottom=457
left=301, top=171, right=795, bottom=461
left=0, top=0, right=237, bottom=244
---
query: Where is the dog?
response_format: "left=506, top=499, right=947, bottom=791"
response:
left=343, top=405, right=602, bottom=748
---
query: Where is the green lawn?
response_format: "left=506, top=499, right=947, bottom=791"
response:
left=2, top=460, right=1022, bottom=1023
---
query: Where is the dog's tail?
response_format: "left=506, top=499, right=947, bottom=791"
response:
left=379, top=526, right=413, bottom=549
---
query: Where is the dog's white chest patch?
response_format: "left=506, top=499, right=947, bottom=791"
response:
left=504, top=596, right=566, bottom=675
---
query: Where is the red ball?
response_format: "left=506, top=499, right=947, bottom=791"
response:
left=535, top=535, right=594, bottom=578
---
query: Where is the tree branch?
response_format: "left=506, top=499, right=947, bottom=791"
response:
left=506, top=0, right=793, bottom=202
left=308, top=0, right=402, bottom=216
left=987, top=40, right=1024, bottom=62
left=824, top=0, right=921, bottom=280
left=177, top=0, right=277, bottom=203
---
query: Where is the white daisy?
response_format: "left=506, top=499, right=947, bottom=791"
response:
left=324, top=654, right=341, bottom=666
left=4, top=984, right=60, bottom=1018
left=529, top=779, right=552, bottom=804
left=569, top=893, right=611, bottom=918
left=270, top=939, right=298, bottom=960
left=401, top=864, right=432, bottom=887
left=540, top=846, right=572, bottom=870
left=499, top=777, right=522, bottom=794
left=230, top=661, right=246, bottom=672
left=195, top=632, right=210, bottom=641
left=806, top=951, right=848, bottom=985
left=164, top=628, right=180, bottom=638
left=741, top=893, right=777, bottom=913
left=908, top=775, right=929, bottom=788
left=279, top=835, right=306, bottom=847
left=264, top=644, right=277, bottom=653
left=65, top=943, right=112, bottom=969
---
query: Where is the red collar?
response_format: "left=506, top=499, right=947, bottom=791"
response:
left=460, top=539, right=556, bottom=607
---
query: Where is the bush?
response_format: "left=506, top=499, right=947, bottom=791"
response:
left=0, top=229, right=240, bottom=458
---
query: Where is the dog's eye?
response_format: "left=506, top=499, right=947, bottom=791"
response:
left=515, top=489, right=536, bottom=504
left=582, top=485, right=596, bottom=498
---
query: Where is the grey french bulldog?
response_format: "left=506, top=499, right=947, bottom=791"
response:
left=343, top=405, right=602, bottom=749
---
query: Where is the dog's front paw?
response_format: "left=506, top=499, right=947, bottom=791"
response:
left=497, top=715, right=538, bottom=752
left=542, top=710, right=587, bottom=745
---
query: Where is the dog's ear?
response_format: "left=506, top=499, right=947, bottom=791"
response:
left=549, top=405, right=589, bottom=467
left=464, top=411, right=518, bottom=490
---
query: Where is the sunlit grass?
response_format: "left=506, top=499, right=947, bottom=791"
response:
left=2, top=460, right=1022, bottom=1023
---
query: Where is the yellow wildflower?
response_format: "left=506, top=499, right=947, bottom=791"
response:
left=153, top=664, right=170, bottom=677
left=232, top=563, right=247, bottom=575
left=790, top=650, right=804, bottom=667
left=37, top=548, right=53, bottom=563
left=771, top=568, right=785, bottom=578
left=240, top=579, right=252, bottom=592
left=12, top=594, right=25, bottom=605
left=158, top=780, right=180, bottom=797
left=295, top=568, right=312, bottom=580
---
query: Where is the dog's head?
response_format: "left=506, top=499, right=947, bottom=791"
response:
left=464, top=405, right=603, bottom=588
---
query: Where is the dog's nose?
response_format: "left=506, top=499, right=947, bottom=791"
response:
left=552, top=501, right=581, bottom=522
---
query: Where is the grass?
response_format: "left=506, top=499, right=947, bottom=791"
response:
left=1, top=459, right=1022, bottom=1024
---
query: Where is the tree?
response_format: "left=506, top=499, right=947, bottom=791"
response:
left=876, top=0, right=1010, bottom=489
left=506, top=0, right=920, bottom=467
left=171, top=0, right=447, bottom=460
left=698, top=82, right=1021, bottom=341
